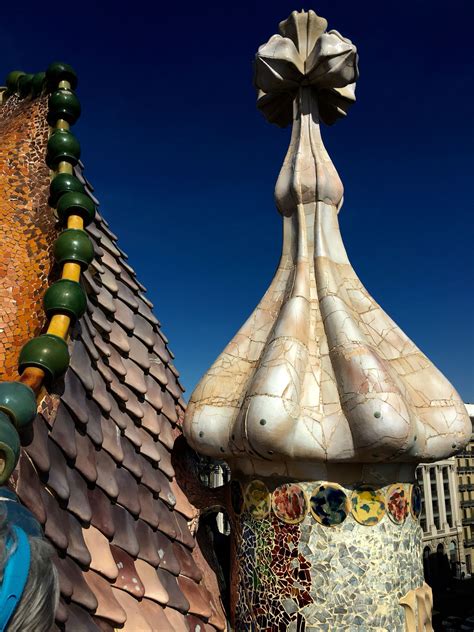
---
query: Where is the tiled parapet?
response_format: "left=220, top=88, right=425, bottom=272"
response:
left=229, top=474, right=427, bottom=631
left=184, top=8, right=471, bottom=478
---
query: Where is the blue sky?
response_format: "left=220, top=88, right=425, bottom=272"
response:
left=2, top=0, right=473, bottom=401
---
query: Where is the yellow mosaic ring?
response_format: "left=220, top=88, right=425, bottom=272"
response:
left=272, top=483, right=308, bottom=524
left=351, top=486, right=385, bottom=526
left=244, top=480, right=270, bottom=519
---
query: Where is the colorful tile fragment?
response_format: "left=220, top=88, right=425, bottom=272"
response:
left=272, top=483, right=307, bottom=524
left=351, top=486, right=385, bottom=526
left=230, top=480, right=244, bottom=515
left=410, top=484, right=422, bottom=520
left=309, top=482, right=350, bottom=526
left=386, top=484, right=408, bottom=524
left=244, top=479, right=270, bottom=519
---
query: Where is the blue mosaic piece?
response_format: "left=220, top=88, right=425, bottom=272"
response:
left=310, top=482, right=350, bottom=526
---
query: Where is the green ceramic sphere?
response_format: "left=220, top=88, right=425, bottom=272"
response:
left=46, top=62, right=78, bottom=90
left=49, top=173, right=85, bottom=207
left=48, top=90, right=81, bottom=125
left=5, top=71, right=25, bottom=93
left=46, top=130, right=81, bottom=169
left=18, top=334, right=70, bottom=384
left=0, top=411, right=20, bottom=485
left=18, top=73, right=33, bottom=98
left=43, top=279, right=87, bottom=321
left=31, top=72, right=46, bottom=97
left=0, top=382, right=37, bottom=429
left=56, top=191, right=95, bottom=226
left=53, top=229, right=94, bottom=268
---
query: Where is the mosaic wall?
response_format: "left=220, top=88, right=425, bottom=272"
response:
left=230, top=479, right=424, bottom=631
left=0, top=94, right=55, bottom=380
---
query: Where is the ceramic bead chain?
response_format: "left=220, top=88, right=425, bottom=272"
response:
left=0, top=63, right=94, bottom=483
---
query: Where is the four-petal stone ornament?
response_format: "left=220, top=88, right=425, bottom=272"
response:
left=255, top=10, right=359, bottom=127
left=184, top=10, right=471, bottom=481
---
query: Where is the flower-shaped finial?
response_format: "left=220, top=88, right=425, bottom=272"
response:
left=255, top=9, right=359, bottom=127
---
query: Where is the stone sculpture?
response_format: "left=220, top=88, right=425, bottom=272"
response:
left=184, top=9, right=471, bottom=630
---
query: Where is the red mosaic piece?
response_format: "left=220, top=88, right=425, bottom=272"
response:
left=272, top=483, right=307, bottom=524
left=386, top=484, right=408, bottom=524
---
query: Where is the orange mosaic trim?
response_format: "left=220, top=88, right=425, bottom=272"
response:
left=0, top=96, right=54, bottom=383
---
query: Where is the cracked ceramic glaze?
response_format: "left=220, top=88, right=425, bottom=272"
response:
left=184, top=9, right=470, bottom=479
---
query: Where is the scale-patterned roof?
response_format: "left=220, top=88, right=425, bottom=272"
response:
left=1, top=90, right=226, bottom=631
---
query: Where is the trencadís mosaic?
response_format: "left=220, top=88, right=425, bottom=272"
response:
left=238, top=480, right=421, bottom=528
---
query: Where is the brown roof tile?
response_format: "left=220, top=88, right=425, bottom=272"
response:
left=95, top=449, right=119, bottom=499
left=41, top=488, right=69, bottom=551
left=116, top=467, right=141, bottom=516
left=74, top=430, right=98, bottom=483
left=135, top=559, right=169, bottom=605
left=173, top=542, right=203, bottom=582
left=110, top=505, right=139, bottom=558
left=16, top=451, right=46, bottom=524
left=66, top=604, right=101, bottom=631
left=50, top=404, right=77, bottom=460
left=54, top=554, right=74, bottom=599
left=63, top=555, right=98, bottom=610
left=46, top=440, right=70, bottom=502
left=139, top=598, right=176, bottom=631
left=62, top=371, right=89, bottom=425
left=110, top=544, right=145, bottom=598
left=67, top=513, right=91, bottom=567
left=158, top=568, right=190, bottom=613
left=82, top=525, right=118, bottom=581
left=88, top=486, right=116, bottom=539
left=83, top=570, right=127, bottom=626
left=120, top=435, right=143, bottom=480
left=24, top=415, right=50, bottom=473
left=84, top=398, right=104, bottom=446
left=66, top=467, right=92, bottom=523
left=178, top=574, right=213, bottom=619
left=110, top=588, right=153, bottom=631
left=101, top=416, right=124, bottom=463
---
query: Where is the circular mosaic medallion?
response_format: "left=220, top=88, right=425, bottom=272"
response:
left=310, top=483, right=350, bottom=526
left=230, top=480, right=244, bottom=515
left=386, top=484, right=408, bottom=524
left=272, top=483, right=308, bottom=524
left=410, top=484, right=422, bottom=520
left=351, top=486, right=385, bottom=526
left=244, top=480, right=270, bottom=519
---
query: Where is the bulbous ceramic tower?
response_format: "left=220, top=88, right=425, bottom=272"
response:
left=184, top=9, right=471, bottom=631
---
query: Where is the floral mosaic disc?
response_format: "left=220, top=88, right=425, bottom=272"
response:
left=386, top=484, right=408, bottom=524
left=309, top=483, right=350, bottom=526
left=271, top=483, right=308, bottom=524
left=244, top=480, right=270, bottom=519
left=351, top=486, right=385, bottom=526
left=410, top=484, right=422, bottom=520
left=230, top=480, right=244, bottom=515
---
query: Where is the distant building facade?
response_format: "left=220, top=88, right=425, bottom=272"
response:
left=457, top=404, right=474, bottom=575
left=417, top=404, right=474, bottom=581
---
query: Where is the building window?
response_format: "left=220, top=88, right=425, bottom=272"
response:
left=444, top=468, right=452, bottom=528
left=431, top=468, right=440, bottom=531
